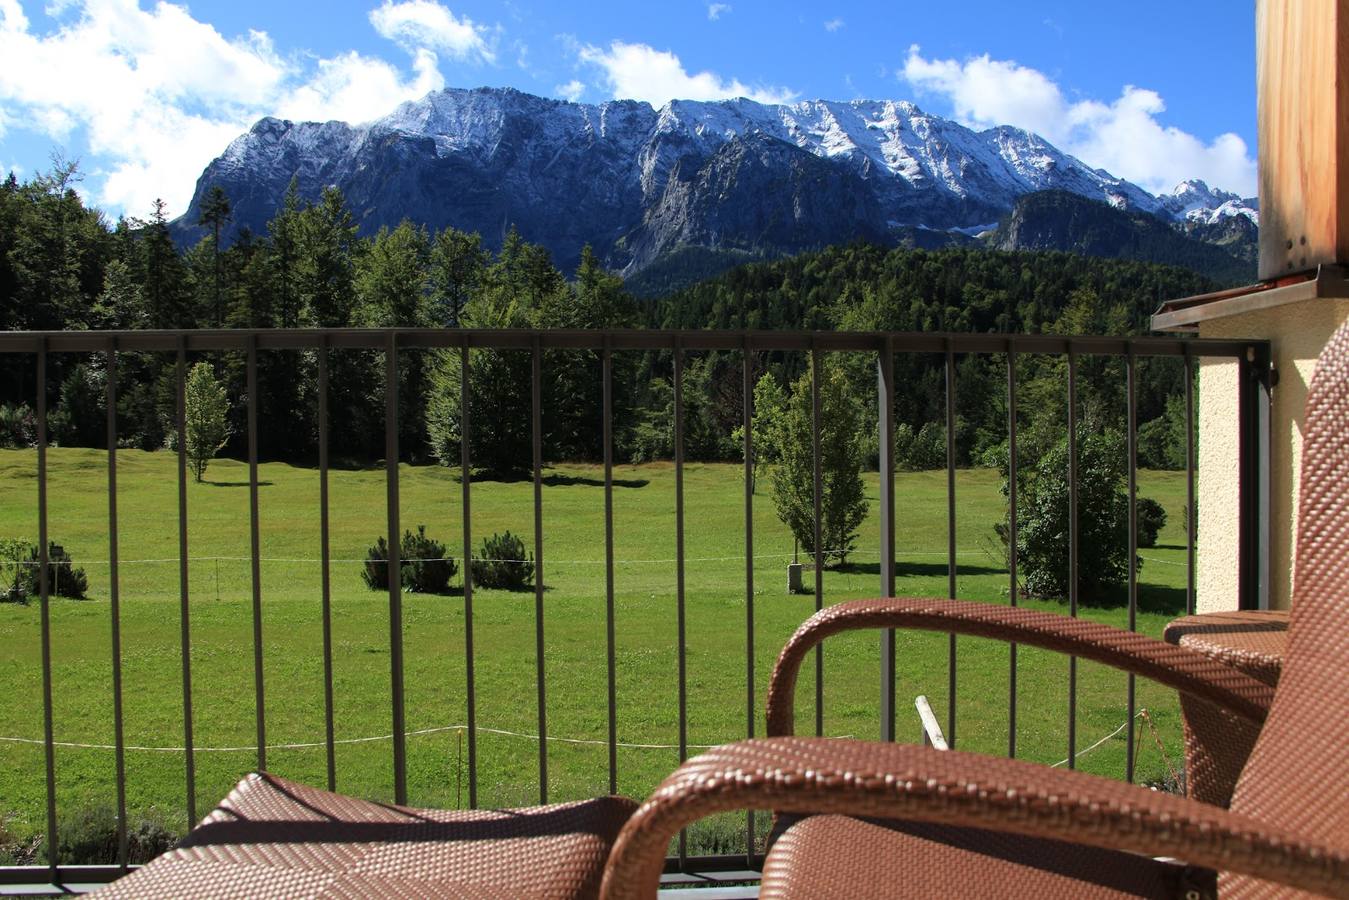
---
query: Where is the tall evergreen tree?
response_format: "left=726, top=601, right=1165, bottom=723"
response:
left=358, top=221, right=433, bottom=458
left=427, top=227, right=488, bottom=326
left=197, top=186, right=232, bottom=325
left=139, top=199, right=190, bottom=329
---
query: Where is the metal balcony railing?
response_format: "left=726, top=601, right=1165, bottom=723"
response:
left=0, top=327, right=1272, bottom=892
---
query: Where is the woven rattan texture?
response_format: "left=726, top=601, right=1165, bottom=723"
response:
left=1219, top=320, right=1349, bottom=896
left=1164, top=610, right=1288, bottom=808
left=1177, top=695, right=1261, bottom=808
left=600, top=737, right=1347, bottom=898
left=759, top=815, right=1212, bottom=899
left=1165, top=610, right=1289, bottom=687
left=97, top=773, right=636, bottom=899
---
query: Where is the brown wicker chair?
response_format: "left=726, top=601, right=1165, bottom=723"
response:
left=96, top=774, right=635, bottom=898
left=601, top=322, right=1349, bottom=899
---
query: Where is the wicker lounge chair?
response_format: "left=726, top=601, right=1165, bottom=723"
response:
left=601, top=320, right=1349, bottom=899
left=96, top=776, right=635, bottom=898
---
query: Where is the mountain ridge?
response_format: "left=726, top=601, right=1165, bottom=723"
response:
left=174, top=85, right=1257, bottom=279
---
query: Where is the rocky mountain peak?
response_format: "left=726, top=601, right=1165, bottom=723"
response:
left=174, top=84, right=1256, bottom=278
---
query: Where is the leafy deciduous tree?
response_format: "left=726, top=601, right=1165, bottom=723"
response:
left=771, top=360, right=868, bottom=566
left=184, top=362, right=230, bottom=482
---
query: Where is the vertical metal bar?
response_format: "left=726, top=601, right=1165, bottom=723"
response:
left=1126, top=346, right=1138, bottom=783
left=602, top=340, right=618, bottom=796
left=673, top=340, right=689, bottom=867
left=105, top=341, right=128, bottom=868
left=246, top=337, right=266, bottom=772
left=1006, top=344, right=1018, bottom=760
left=944, top=343, right=957, bottom=748
left=531, top=338, right=548, bottom=804
left=459, top=338, right=477, bottom=808
left=175, top=341, right=197, bottom=826
left=35, top=341, right=58, bottom=879
left=878, top=338, right=896, bottom=742
left=741, top=341, right=755, bottom=864
left=318, top=341, right=336, bottom=791
left=1185, top=348, right=1196, bottom=616
left=384, top=335, right=407, bottom=805
left=1067, top=346, right=1079, bottom=769
left=810, top=344, right=824, bottom=738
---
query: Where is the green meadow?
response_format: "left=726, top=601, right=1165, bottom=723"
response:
left=0, top=448, right=1191, bottom=855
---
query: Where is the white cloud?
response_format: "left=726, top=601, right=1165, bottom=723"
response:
left=274, top=48, right=443, bottom=125
left=707, top=3, right=731, bottom=21
left=578, top=41, right=796, bottom=106
left=823, top=18, right=844, bottom=32
left=900, top=45, right=1256, bottom=196
left=0, top=0, right=464, bottom=218
left=368, top=0, right=494, bottom=63
left=554, top=79, right=585, bottom=103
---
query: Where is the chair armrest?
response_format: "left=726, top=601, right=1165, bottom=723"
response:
left=600, top=738, right=1347, bottom=900
left=765, top=598, right=1274, bottom=737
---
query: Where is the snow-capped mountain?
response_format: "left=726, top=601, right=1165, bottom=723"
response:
left=1157, top=180, right=1259, bottom=226
left=176, top=86, right=1253, bottom=276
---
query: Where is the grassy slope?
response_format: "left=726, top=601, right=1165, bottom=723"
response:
left=0, top=448, right=1190, bottom=851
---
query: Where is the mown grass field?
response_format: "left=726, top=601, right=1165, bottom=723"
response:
left=0, top=448, right=1192, bottom=857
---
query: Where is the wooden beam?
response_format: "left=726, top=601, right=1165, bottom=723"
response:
left=1257, top=0, right=1349, bottom=280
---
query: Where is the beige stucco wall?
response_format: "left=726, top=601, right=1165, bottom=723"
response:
left=1195, top=298, right=1349, bottom=612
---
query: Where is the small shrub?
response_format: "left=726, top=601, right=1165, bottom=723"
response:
left=54, top=804, right=179, bottom=864
left=1136, top=497, right=1167, bottom=549
left=402, top=525, right=456, bottom=593
left=362, top=537, right=392, bottom=591
left=0, top=539, right=31, bottom=604
left=0, top=817, right=40, bottom=866
left=0, top=403, right=36, bottom=448
left=471, top=531, right=534, bottom=590
left=362, top=526, right=457, bottom=594
left=3, top=540, right=87, bottom=601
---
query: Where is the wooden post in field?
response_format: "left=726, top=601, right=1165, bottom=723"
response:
left=1257, top=0, right=1349, bottom=278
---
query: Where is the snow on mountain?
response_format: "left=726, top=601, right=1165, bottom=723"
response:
left=1158, top=179, right=1259, bottom=226
left=177, top=86, right=1251, bottom=275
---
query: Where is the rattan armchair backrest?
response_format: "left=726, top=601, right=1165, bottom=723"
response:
left=1231, top=317, right=1349, bottom=863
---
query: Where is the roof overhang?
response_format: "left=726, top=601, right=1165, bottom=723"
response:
left=1151, top=265, right=1349, bottom=332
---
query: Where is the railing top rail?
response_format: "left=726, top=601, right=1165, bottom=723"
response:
left=0, top=328, right=1264, bottom=358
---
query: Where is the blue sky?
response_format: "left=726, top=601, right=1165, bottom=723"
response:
left=0, top=0, right=1257, bottom=220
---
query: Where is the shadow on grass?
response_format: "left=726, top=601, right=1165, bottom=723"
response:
left=363, top=583, right=551, bottom=598
left=540, top=473, right=649, bottom=489
left=201, top=480, right=275, bottom=487
left=1136, top=583, right=1188, bottom=616
left=1039, top=583, right=1188, bottom=616
left=835, top=560, right=1004, bottom=578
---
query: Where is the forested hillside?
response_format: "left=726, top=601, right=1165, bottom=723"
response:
left=2, top=165, right=1202, bottom=474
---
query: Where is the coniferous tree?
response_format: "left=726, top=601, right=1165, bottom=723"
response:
left=294, top=188, right=378, bottom=458
left=533, top=246, right=638, bottom=460
left=358, top=221, right=433, bottom=457
left=197, top=186, right=232, bottom=325
left=139, top=199, right=190, bottom=329
left=427, top=227, right=488, bottom=326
